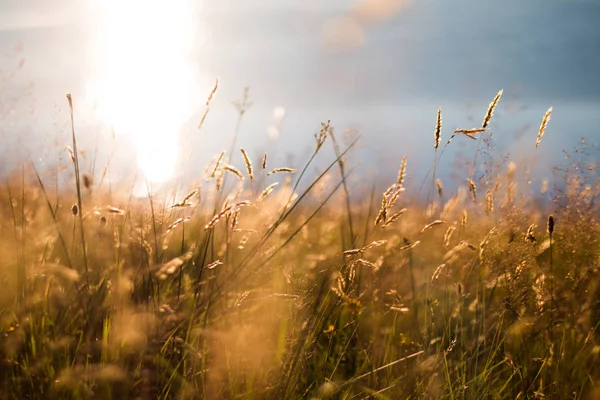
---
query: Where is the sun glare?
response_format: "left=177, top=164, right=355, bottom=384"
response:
left=89, top=0, right=197, bottom=183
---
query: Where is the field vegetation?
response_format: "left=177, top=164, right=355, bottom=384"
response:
left=1, top=89, right=599, bottom=399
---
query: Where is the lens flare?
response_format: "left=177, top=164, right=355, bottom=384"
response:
left=89, top=0, right=197, bottom=182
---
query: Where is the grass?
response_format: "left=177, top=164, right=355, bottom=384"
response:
left=0, top=90, right=600, bottom=400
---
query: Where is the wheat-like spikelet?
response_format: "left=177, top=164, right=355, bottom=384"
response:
left=436, top=179, right=443, bottom=198
left=432, top=263, right=446, bottom=281
left=268, top=168, right=296, bottom=175
left=461, top=209, right=468, bottom=228
left=315, top=120, right=330, bottom=150
left=230, top=208, right=240, bottom=231
left=445, top=128, right=485, bottom=145
left=344, top=240, right=388, bottom=256
left=400, top=240, right=420, bottom=251
left=198, top=77, right=220, bottom=129
left=446, top=128, right=481, bottom=145
left=258, top=183, right=279, bottom=202
left=343, top=248, right=363, bottom=257
left=240, top=147, right=254, bottom=181
left=479, top=227, right=497, bottom=261
left=453, top=128, right=486, bottom=139
left=383, top=183, right=396, bottom=198
left=443, top=224, right=456, bottom=247
left=482, top=89, right=503, bottom=129
left=165, top=217, right=191, bottom=233
left=363, top=240, right=387, bottom=250
left=343, top=248, right=362, bottom=256
left=356, top=259, right=378, bottom=270
left=374, top=206, right=387, bottom=226
left=374, top=194, right=388, bottom=226
left=171, top=189, right=198, bottom=208
left=223, top=165, right=245, bottom=180
left=205, top=201, right=251, bottom=230
left=525, top=224, right=537, bottom=243
left=434, top=107, right=442, bottom=149
left=211, top=151, right=226, bottom=178
left=382, top=208, right=407, bottom=228
left=387, top=187, right=405, bottom=210
left=535, top=107, right=553, bottom=147
left=207, top=260, right=223, bottom=270
left=485, top=190, right=494, bottom=215
left=262, top=152, right=267, bottom=170
left=397, top=155, right=407, bottom=186
left=468, top=178, right=477, bottom=203
left=421, top=220, right=447, bottom=234
left=206, top=77, right=219, bottom=106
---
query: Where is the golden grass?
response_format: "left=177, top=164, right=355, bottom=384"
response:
left=0, top=88, right=596, bottom=400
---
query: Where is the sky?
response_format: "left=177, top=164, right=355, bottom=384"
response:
left=1, top=0, right=599, bottom=190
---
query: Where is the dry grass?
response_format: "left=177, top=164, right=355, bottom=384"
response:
left=0, top=89, right=599, bottom=400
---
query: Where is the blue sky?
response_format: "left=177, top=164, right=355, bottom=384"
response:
left=1, top=0, right=599, bottom=187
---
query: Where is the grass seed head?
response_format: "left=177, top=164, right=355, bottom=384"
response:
left=258, top=183, right=279, bottom=202
left=397, top=155, right=407, bottom=187
left=223, top=165, right=245, bottom=180
left=268, top=168, right=296, bottom=175
left=461, top=209, right=468, bottom=228
left=211, top=151, right=226, bottom=178
left=434, top=107, right=442, bottom=149
left=536, top=107, right=553, bottom=148
left=468, top=179, right=477, bottom=203
left=240, top=147, right=254, bottom=181
left=482, top=89, right=503, bottom=129
left=83, top=174, right=92, bottom=190
left=485, top=190, right=494, bottom=215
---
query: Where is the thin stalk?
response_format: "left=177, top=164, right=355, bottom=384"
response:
left=66, top=94, right=89, bottom=277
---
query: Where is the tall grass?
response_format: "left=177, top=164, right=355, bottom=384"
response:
left=0, top=90, right=599, bottom=400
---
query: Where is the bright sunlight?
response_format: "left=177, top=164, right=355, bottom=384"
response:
left=89, top=0, right=198, bottom=183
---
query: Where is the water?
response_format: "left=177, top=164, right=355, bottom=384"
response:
left=1, top=0, right=599, bottom=191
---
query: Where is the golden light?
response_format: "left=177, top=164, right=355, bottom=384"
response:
left=89, top=0, right=198, bottom=183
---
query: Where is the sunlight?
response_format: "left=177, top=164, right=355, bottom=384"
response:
left=89, top=0, right=198, bottom=182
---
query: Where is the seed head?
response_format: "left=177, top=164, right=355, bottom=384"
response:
left=83, top=174, right=93, bottom=190
left=434, top=107, right=442, bottom=149
left=482, top=89, right=503, bottom=129
left=536, top=107, right=553, bottom=148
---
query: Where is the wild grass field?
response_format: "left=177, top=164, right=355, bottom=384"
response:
left=1, top=89, right=599, bottom=400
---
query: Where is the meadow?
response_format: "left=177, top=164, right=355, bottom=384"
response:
left=1, top=89, right=599, bottom=399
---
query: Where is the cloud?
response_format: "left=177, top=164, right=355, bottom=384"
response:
left=350, top=0, right=412, bottom=24
left=322, top=0, right=412, bottom=51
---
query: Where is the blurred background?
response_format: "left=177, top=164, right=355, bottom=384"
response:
left=1, top=0, right=599, bottom=191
